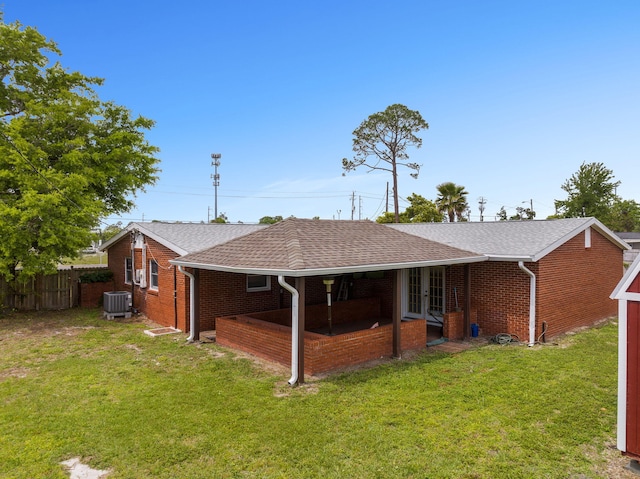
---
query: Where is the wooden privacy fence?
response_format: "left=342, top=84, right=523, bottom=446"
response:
left=1, top=265, right=110, bottom=311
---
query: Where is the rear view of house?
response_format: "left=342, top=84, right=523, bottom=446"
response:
left=103, top=217, right=626, bottom=382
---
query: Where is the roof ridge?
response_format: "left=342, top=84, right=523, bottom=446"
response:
left=282, top=222, right=305, bottom=270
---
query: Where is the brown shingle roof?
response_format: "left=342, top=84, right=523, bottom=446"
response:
left=172, top=218, right=485, bottom=275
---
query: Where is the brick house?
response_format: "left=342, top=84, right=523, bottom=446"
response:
left=391, top=217, right=628, bottom=342
left=101, top=222, right=266, bottom=331
left=611, top=254, right=640, bottom=469
left=170, top=218, right=486, bottom=384
left=104, top=217, right=626, bottom=383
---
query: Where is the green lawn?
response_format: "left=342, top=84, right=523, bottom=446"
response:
left=61, top=252, right=108, bottom=266
left=0, top=309, right=624, bottom=478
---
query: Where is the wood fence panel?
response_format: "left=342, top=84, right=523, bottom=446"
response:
left=1, top=266, right=109, bottom=311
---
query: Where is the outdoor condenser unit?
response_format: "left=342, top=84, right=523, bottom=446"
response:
left=103, top=291, right=132, bottom=314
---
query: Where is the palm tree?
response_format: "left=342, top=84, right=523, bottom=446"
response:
left=436, top=182, right=469, bottom=222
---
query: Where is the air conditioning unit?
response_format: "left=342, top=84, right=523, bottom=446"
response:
left=103, top=291, right=132, bottom=314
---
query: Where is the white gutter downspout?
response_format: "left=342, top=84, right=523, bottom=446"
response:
left=278, top=275, right=299, bottom=386
left=518, top=261, right=536, bottom=347
left=178, top=266, right=196, bottom=342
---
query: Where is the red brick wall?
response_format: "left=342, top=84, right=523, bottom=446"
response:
left=537, top=229, right=622, bottom=338
left=279, top=273, right=395, bottom=318
left=196, top=272, right=394, bottom=332
left=216, top=314, right=426, bottom=375
left=197, top=270, right=282, bottom=331
left=247, top=297, right=381, bottom=329
left=79, top=282, right=115, bottom=308
left=467, top=261, right=532, bottom=339
left=459, top=228, right=623, bottom=341
left=108, top=235, right=189, bottom=331
left=443, top=309, right=477, bottom=340
left=447, top=265, right=466, bottom=313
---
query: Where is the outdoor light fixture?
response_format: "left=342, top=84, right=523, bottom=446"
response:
left=323, top=278, right=335, bottom=336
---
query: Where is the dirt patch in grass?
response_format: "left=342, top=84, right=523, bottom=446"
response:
left=588, top=440, right=639, bottom=479
left=0, top=367, right=29, bottom=381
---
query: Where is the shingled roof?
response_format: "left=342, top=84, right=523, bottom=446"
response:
left=389, top=217, right=629, bottom=262
left=101, top=222, right=267, bottom=256
left=171, top=218, right=486, bottom=276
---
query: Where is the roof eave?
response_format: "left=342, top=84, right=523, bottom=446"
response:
left=169, top=255, right=488, bottom=277
left=486, top=255, right=535, bottom=262
left=99, top=222, right=188, bottom=255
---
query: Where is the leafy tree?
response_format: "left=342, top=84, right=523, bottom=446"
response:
left=376, top=193, right=443, bottom=223
left=509, top=206, right=536, bottom=221
left=342, top=104, right=428, bottom=223
left=497, top=206, right=508, bottom=221
left=436, top=182, right=468, bottom=222
left=259, top=215, right=283, bottom=224
left=0, top=17, right=159, bottom=284
left=554, top=162, right=619, bottom=221
left=212, top=213, right=228, bottom=224
left=101, top=223, right=123, bottom=242
left=376, top=212, right=402, bottom=224
left=403, top=193, right=443, bottom=222
left=608, top=199, right=640, bottom=232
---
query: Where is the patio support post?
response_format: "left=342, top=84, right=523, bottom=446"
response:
left=393, top=269, right=402, bottom=358
left=295, top=277, right=306, bottom=384
left=464, top=264, right=471, bottom=338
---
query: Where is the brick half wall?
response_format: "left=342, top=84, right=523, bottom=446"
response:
left=216, top=315, right=426, bottom=375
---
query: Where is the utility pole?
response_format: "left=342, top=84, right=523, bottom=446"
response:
left=351, top=191, right=356, bottom=220
left=478, top=196, right=487, bottom=222
left=385, top=182, right=389, bottom=213
left=210, top=153, right=222, bottom=221
left=359, top=195, right=363, bottom=220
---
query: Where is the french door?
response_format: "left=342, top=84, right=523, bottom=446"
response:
left=404, top=267, right=445, bottom=323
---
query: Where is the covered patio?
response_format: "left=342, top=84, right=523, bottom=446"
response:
left=215, top=296, right=429, bottom=375
left=171, top=218, right=485, bottom=385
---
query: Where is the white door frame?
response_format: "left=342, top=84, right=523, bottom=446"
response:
left=402, top=267, right=446, bottom=323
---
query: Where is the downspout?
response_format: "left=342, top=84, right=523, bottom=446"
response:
left=130, top=235, right=136, bottom=311
left=278, top=275, right=299, bottom=386
left=173, top=266, right=178, bottom=330
left=518, top=261, right=536, bottom=347
left=178, top=266, right=196, bottom=342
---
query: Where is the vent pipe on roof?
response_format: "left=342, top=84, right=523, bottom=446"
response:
left=278, top=275, right=299, bottom=386
left=518, top=261, right=536, bottom=346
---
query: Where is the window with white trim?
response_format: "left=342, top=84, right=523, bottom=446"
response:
left=149, top=260, right=159, bottom=290
left=246, top=275, right=271, bottom=292
left=124, top=257, right=133, bottom=284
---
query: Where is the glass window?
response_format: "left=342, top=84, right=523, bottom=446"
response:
left=246, top=275, right=270, bottom=292
left=407, top=268, right=422, bottom=315
left=125, top=257, right=133, bottom=284
left=149, top=260, right=159, bottom=290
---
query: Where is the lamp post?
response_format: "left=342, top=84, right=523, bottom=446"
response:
left=323, top=278, right=335, bottom=335
left=210, top=153, right=221, bottom=221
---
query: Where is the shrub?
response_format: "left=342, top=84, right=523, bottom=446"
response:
left=78, top=270, right=114, bottom=283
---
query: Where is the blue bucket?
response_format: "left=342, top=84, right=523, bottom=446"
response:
left=471, top=323, right=479, bottom=338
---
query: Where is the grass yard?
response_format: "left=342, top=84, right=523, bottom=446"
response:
left=0, top=309, right=631, bottom=478
left=61, top=252, right=108, bottom=266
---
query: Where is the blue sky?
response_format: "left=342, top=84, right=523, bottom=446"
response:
left=6, top=1, right=640, bottom=224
